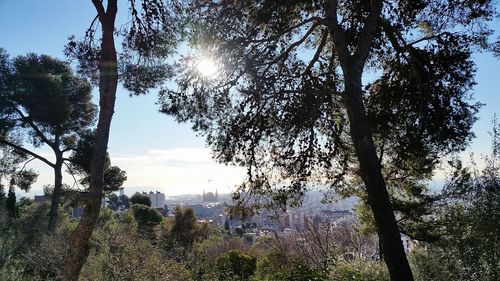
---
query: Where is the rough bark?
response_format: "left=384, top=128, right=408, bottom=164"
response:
left=47, top=156, right=63, bottom=233
left=62, top=1, right=118, bottom=280
left=342, top=66, right=414, bottom=281
left=324, top=0, right=414, bottom=279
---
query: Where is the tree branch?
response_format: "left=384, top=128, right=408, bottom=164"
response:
left=19, top=157, right=36, bottom=172
left=239, top=17, right=326, bottom=44
left=303, top=29, right=329, bottom=75
left=91, top=0, right=106, bottom=21
left=0, top=139, right=55, bottom=168
left=64, top=161, right=81, bottom=190
left=354, top=0, right=384, bottom=67
left=326, top=0, right=350, bottom=67
left=262, top=22, right=320, bottom=71
left=11, top=106, right=56, bottom=150
left=381, top=20, right=430, bottom=81
left=106, top=0, right=118, bottom=17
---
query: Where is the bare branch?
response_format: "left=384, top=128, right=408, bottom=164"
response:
left=303, top=29, right=329, bottom=75
left=0, top=139, right=55, bottom=168
left=262, top=22, right=320, bottom=71
left=239, top=17, right=326, bottom=44
left=64, top=161, right=81, bottom=190
left=10, top=106, right=56, bottom=150
left=19, top=157, right=36, bottom=172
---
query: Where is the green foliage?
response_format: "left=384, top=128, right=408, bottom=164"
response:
left=68, top=130, right=127, bottom=194
left=0, top=52, right=95, bottom=140
left=0, top=259, right=42, bottom=281
left=131, top=203, right=163, bottom=238
left=160, top=0, right=495, bottom=211
left=216, top=250, right=256, bottom=281
left=0, top=147, right=38, bottom=213
left=255, top=259, right=328, bottom=281
left=0, top=49, right=97, bottom=231
left=410, top=120, right=500, bottom=281
left=5, top=187, right=15, bottom=217
left=329, top=261, right=389, bottom=281
left=107, top=193, right=130, bottom=211
left=0, top=202, right=68, bottom=273
left=409, top=247, right=451, bottom=281
left=168, top=206, right=208, bottom=247
left=78, top=210, right=191, bottom=281
left=22, top=228, right=72, bottom=279
left=42, top=184, right=83, bottom=208
left=130, top=193, right=152, bottom=207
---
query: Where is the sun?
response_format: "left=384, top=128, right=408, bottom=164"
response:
left=196, top=57, right=218, bottom=78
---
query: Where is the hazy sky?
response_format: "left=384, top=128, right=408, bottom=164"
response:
left=0, top=1, right=498, bottom=196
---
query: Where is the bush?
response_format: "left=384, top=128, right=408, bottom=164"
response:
left=130, top=193, right=151, bottom=207
left=329, top=261, right=389, bottom=281
left=80, top=210, right=191, bottom=281
left=131, top=203, right=163, bottom=238
left=216, top=250, right=257, bottom=281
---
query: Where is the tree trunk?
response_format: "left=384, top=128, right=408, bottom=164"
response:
left=342, top=66, right=414, bottom=281
left=63, top=1, right=118, bottom=280
left=47, top=157, right=63, bottom=233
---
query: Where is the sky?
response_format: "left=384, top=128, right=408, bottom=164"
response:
left=0, top=1, right=499, bottom=197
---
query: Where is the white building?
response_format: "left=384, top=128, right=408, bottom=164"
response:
left=143, top=191, right=166, bottom=209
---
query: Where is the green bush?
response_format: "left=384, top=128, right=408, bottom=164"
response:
left=216, top=250, right=257, bottom=281
left=329, top=261, right=389, bottom=281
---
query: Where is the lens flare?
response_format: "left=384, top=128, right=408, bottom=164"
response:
left=196, top=57, right=218, bottom=78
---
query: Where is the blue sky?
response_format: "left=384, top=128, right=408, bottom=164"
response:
left=0, top=1, right=498, bottom=196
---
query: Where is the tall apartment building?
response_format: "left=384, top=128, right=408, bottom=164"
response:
left=143, top=191, right=166, bottom=209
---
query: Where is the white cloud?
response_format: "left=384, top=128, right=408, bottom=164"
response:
left=19, top=147, right=246, bottom=197
left=109, top=148, right=245, bottom=195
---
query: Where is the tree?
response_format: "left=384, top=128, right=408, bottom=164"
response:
left=0, top=146, right=38, bottom=219
left=168, top=206, right=199, bottom=247
left=160, top=1, right=496, bottom=280
left=68, top=130, right=127, bottom=195
left=417, top=119, right=500, bottom=281
left=215, top=250, right=257, bottom=281
left=0, top=50, right=95, bottom=232
left=62, top=1, right=183, bottom=278
left=130, top=193, right=152, bottom=207
left=131, top=203, right=163, bottom=238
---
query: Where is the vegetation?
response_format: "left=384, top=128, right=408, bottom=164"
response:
left=160, top=1, right=496, bottom=279
left=63, top=1, right=183, bottom=278
left=130, top=193, right=152, bottom=207
left=1, top=201, right=393, bottom=281
left=0, top=1, right=498, bottom=280
left=0, top=50, right=96, bottom=232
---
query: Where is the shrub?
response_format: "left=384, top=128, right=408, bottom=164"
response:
left=216, top=250, right=257, bottom=281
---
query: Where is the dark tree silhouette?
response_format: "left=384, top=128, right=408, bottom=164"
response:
left=62, top=1, right=183, bottom=279
left=0, top=49, right=95, bottom=232
left=68, top=130, right=127, bottom=194
left=160, top=1, right=496, bottom=280
left=0, top=146, right=38, bottom=219
left=130, top=193, right=152, bottom=207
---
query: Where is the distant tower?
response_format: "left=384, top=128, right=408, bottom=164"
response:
left=215, top=189, right=219, bottom=201
left=203, top=190, right=206, bottom=202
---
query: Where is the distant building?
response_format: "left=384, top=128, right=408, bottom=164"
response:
left=243, top=232, right=257, bottom=244
left=202, top=189, right=219, bottom=203
left=34, top=195, right=50, bottom=203
left=143, top=191, right=166, bottom=209
left=289, top=211, right=304, bottom=231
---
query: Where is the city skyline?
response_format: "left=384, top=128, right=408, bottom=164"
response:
left=1, top=1, right=499, bottom=197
